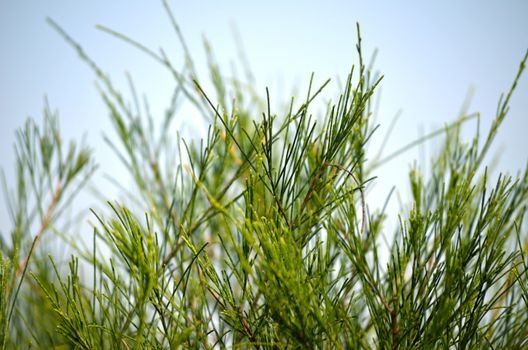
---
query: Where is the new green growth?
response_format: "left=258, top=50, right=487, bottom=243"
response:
left=1, top=3, right=528, bottom=348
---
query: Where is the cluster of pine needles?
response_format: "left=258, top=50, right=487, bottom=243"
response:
left=1, top=3, right=528, bottom=348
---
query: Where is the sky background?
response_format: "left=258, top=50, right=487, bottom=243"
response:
left=1, top=1, right=527, bottom=237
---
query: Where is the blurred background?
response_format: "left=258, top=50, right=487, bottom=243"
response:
left=1, top=1, right=527, bottom=236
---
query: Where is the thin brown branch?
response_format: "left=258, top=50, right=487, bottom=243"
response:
left=8, top=181, right=62, bottom=292
left=299, top=161, right=366, bottom=234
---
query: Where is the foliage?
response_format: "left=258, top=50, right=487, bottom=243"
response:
left=1, top=3, right=528, bottom=348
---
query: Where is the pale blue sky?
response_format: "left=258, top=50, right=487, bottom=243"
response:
left=1, top=1, right=527, bottom=235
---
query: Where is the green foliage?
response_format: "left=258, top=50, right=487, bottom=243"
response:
left=0, top=103, right=95, bottom=348
left=1, top=3, right=528, bottom=348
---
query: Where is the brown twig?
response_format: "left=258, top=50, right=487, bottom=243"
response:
left=8, top=181, right=62, bottom=293
left=326, top=162, right=367, bottom=235
left=299, top=161, right=367, bottom=234
left=239, top=304, right=260, bottom=349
